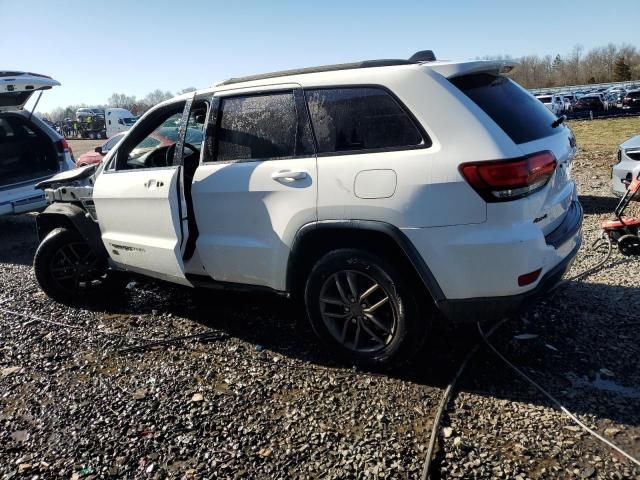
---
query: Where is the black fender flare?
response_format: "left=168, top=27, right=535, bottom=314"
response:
left=286, top=220, right=446, bottom=306
left=35, top=203, right=107, bottom=259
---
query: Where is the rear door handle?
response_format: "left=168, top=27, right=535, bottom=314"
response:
left=271, top=170, right=308, bottom=181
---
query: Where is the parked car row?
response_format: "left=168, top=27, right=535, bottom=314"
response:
left=535, top=84, right=640, bottom=114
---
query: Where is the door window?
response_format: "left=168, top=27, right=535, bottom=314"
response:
left=116, top=111, right=183, bottom=170
left=305, top=87, right=425, bottom=154
left=103, top=133, right=123, bottom=152
left=213, top=91, right=312, bottom=162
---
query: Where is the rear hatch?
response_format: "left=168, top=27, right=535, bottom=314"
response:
left=1, top=71, right=60, bottom=112
left=447, top=70, right=576, bottom=236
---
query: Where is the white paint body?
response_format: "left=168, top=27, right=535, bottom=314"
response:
left=92, top=60, right=581, bottom=302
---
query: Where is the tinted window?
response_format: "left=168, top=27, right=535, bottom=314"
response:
left=306, top=88, right=424, bottom=153
left=215, top=92, right=310, bottom=162
left=452, top=74, right=558, bottom=145
left=629, top=92, right=640, bottom=98
left=103, top=134, right=124, bottom=151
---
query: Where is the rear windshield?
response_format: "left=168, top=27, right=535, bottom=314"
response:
left=450, top=74, right=558, bottom=145
left=0, top=91, right=31, bottom=108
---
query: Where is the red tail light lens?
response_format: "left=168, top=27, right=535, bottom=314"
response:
left=57, top=139, right=73, bottom=160
left=518, top=268, right=542, bottom=287
left=460, top=151, right=557, bottom=202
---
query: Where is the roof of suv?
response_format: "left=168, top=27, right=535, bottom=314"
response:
left=213, top=52, right=516, bottom=90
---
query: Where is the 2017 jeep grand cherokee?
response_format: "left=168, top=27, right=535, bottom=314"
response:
left=33, top=51, right=582, bottom=368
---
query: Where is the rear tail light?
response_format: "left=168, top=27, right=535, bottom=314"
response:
left=460, top=151, right=557, bottom=202
left=57, top=139, right=74, bottom=160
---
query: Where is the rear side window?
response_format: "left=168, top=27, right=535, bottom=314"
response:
left=305, top=87, right=426, bottom=154
left=215, top=92, right=312, bottom=162
left=451, top=74, right=558, bottom=145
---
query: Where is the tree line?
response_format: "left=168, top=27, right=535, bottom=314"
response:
left=502, top=43, right=640, bottom=89
left=45, top=42, right=640, bottom=121
left=45, top=87, right=197, bottom=122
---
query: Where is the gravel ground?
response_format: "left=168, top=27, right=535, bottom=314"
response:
left=1, top=119, right=639, bottom=479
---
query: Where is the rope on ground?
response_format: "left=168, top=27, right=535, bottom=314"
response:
left=420, top=317, right=509, bottom=480
left=563, top=235, right=613, bottom=283
left=477, top=321, right=640, bottom=469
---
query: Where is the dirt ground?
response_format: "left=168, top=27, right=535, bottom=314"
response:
left=67, top=138, right=105, bottom=161
left=0, top=118, right=639, bottom=479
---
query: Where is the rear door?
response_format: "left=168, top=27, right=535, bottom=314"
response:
left=0, top=72, right=60, bottom=112
left=92, top=99, right=194, bottom=285
left=190, top=84, right=317, bottom=290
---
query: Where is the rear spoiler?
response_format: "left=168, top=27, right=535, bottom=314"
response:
left=426, top=60, right=517, bottom=79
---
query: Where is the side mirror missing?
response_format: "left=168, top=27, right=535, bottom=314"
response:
left=95, top=146, right=103, bottom=154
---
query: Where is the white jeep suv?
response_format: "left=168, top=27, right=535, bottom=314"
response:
left=33, top=52, right=582, bottom=368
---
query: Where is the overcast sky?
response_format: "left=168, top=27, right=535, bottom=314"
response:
left=2, top=0, right=637, bottom=113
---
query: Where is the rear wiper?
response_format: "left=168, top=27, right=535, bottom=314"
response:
left=551, top=115, right=566, bottom=128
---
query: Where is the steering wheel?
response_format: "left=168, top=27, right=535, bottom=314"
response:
left=164, top=142, right=199, bottom=166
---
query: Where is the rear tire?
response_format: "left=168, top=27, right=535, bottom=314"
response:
left=34, top=227, right=122, bottom=303
left=304, top=248, right=429, bottom=369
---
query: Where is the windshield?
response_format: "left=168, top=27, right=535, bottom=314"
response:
left=122, top=117, right=136, bottom=126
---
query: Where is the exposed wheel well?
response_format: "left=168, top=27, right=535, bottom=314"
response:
left=36, top=213, right=75, bottom=240
left=287, top=225, right=439, bottom=309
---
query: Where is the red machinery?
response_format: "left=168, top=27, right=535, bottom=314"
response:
left=602, top=171, right=640, bottom=256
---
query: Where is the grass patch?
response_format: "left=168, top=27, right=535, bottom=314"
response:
left=568, top=117, right=639, bottom=153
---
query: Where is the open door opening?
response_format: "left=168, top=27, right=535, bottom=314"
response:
left=92, top=98, right=201, bottom=286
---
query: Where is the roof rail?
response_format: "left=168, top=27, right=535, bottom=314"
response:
left=217, top=50, right=437, bottom=86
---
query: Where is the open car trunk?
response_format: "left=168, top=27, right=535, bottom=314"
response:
left=0, top=114, right=58, bottom=187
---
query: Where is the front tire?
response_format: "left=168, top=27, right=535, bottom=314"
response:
left=34, top=227, right=117, bottom=303
left=304, top=249, right=429, bottom=369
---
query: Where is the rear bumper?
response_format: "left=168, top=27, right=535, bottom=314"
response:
left=438, top=240, right=580, bottom=323
left=436, top=201, right=583, bottom=323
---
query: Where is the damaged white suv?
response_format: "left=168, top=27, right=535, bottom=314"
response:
left=33, top=51, right=582, bottom=368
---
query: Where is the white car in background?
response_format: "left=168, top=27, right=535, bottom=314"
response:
left=536, top=94, right=564, bottom=115
left=0, top=71, right=75, bottom=216
left=612, top=134, right=640, bottom=197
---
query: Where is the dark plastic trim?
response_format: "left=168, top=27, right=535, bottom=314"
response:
left=286, top=220, right=446, bottom=303
left=218, top=59, right=416, bottom=86
left=35, top=202, right=107, bottom=259
left=544, top=200, right=583, bottom=249
left=185, top=273, right=288, bottom=296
